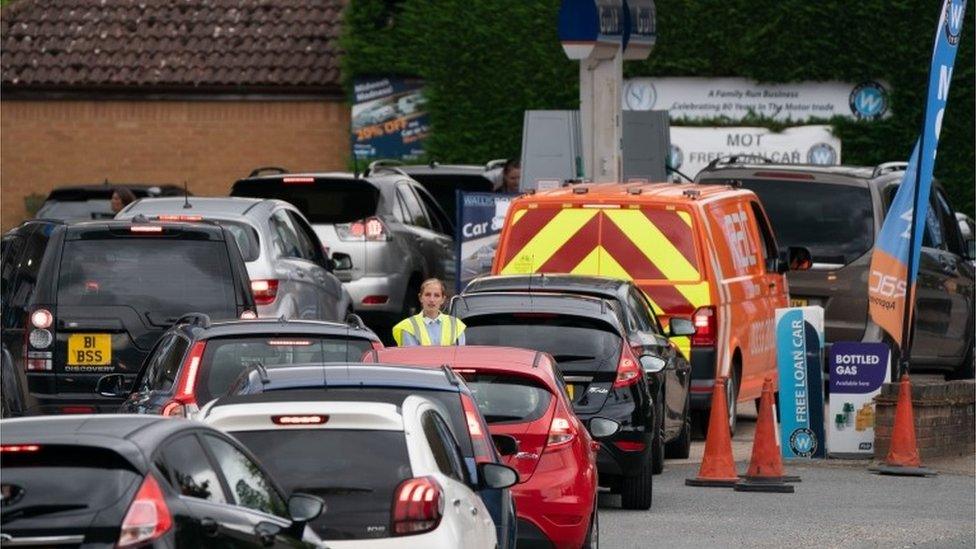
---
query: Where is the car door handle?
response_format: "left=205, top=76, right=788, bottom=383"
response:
left=200, top=517, right=220, bottom=537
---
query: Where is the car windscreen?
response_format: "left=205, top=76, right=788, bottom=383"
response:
left=233, top=429, right=411, bottom=540
left=36, top=200, right=115, bottom=221
left=724, top=179, right=874, bottom=266
left=463, top=313, right=622, bottom=373
left=232, top=179, right=379, bottom=224
left=57, top=239, right=238, bottom=320
left=1, top=445, right=141, bottom=523
left=196, top=336, right=377, bottom=403
left=457, top=372, right=553, bottom=424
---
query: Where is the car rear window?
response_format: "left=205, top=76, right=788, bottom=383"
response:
left=36, top=200, right=115, bottom=221
left=196, top=336, right=377, bottom=403
left=464, top=313, right=622, bottom=374
left=212, top=220, right=260, bottom=262
left=457, top=372, right=552, bottom=424
left=57, top=239, right=238, bottom=320
left=1, top=445, right=141, bottom=522
left=233, top=429, right=411, bottom=540
left=721, top=179, right=874, bottom=266
left=232, top=179, right=379, bottom=224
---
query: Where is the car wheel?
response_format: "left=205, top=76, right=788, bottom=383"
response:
left=620, top=459, right=653, bottom=510
left=726, top=367, right=739, bottom=437
left=665, top=394, right=692, bottom=459
left=583, top=506, right=599, bottom=548
left=651, top=400, right=665, bottom=474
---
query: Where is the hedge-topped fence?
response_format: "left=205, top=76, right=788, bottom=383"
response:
left=341, top=0, right=975, bottom=214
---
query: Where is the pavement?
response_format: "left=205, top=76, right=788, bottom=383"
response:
left=597, top=406, right=976, bottom=548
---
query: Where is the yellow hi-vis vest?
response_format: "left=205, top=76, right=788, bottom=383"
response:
left=392, top=313, right=466, bottom=346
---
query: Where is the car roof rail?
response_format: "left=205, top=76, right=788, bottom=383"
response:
left=704, top=154, right=773, bottom=170
left=872, top=161, right=908, bottom=178
left=345, top=313, right=367, bottom=330
left=174, top=312, right=211, bottom=329
left=440, top=364, right=461, bottom=386
left=248, top=166, right=289, bottom=178
left=366, top=159, right=408, bottom=177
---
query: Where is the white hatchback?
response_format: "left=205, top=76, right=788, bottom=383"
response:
left=202, top=396, right=515, bottom=548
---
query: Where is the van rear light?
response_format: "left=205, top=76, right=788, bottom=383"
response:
left=118, top=474, right=173, bottom=548
left=162, top=341, right=206, bottom=417
left=392, top=476, right=444, bottom=536
left=337, top=216, right=391, bottom=242
left=251, top=279, right=279, bottom=306
left=30, top=309, right=53, bottom=329
left=691, top=306, right=717, bottom=346
left=612, top=348, right=642, bottom=389
left=0, top=444, right=40, bottom=452
left=272, top=415, right=328, bottom=425
left=461, top=394, right=494, bottom=463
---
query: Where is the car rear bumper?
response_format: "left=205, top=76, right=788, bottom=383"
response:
left=345, top=272, right=409, bottom=315
left=513, top=451, right=594, bottom=548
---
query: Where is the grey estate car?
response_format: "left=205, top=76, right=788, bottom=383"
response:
left=697, top=159, right=975, bottom=378
left=118, top=197, right=352, bottom=322
left=231, top=167, right=456, bottom=325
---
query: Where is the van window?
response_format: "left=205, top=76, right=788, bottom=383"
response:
left=748, top=201, right=778, bottom=270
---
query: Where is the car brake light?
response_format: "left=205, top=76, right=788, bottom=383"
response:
left=163, top=341, right=205, bottom=417
left=267, top=339, right=312, bottom=346
left=118, top=474, right=172, bottom=548
left=156, top=215, right=203, bottom=221
left=612, top=348, right=642, bottom=389
left=545, top=410, right=577, bottom=450
left=130, top=225, right=164, bottom=233
left=272, top=415, right=329, bottom=425
left=251, top=279, right=279, bottom=306
left=691, top=306, right=717, bottom=346
left=337, top=217, right=390, bottom=242
left=282, top=177, right=315, bottom=184
left=392, top=476, right=444, bottom=536
left=30, top=309, right=53, bottom=329
left=461, top=394, right=493, bottom=464
left=0, top=444, right=40, bottom=452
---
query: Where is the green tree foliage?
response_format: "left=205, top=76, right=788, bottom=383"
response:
left=342, top=0, right=975, bottom=213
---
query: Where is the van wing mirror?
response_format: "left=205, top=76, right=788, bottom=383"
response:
left=668, top=317, right=696, bottom=337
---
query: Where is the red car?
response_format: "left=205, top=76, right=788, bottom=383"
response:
left=366, top=346, right=615, bottom=549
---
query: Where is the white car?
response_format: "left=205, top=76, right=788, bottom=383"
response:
left=202, top=396, right=515, bottom=548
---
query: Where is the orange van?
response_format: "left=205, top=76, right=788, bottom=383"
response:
left=492, top=182, right=810, bottom=434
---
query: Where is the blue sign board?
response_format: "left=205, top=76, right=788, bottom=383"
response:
left=775, top=307, right=826, bottom=458
left=454, top=192, right=517, bottom=293
left=622, top=0, right=656, bottom=59
left=558, top=0, right=625, bottom=59
left=827, top=342, right=891, bottom=456
left=351, top=76, right=429, bottom=160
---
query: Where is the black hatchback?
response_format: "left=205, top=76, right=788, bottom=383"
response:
left=12, top=219, right=255, bottom=415
left=0, top=415, right=324, bottom=547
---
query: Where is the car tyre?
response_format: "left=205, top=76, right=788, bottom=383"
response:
left=651, top=400, right=665, bottom=474
left=583, top=505, right=599, bottom=548
left=620, top=460, right=653, bottom=510
left=665, top=394, right=692, bottom=459
left=726, top=367, right=739, bottom=438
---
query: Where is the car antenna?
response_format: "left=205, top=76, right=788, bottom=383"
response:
left=182, top=180, right=192, bottom=209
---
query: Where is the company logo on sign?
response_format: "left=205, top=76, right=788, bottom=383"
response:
left=944, top=0, right=964, bottom=45
left=807, top=142, right=838, bottom=165
left=669, top=144, right=683, bottom=170
left=624, top=81, right=657, bottom=110
left=789, top=427, right=818, bottom=457
left=849, top=82, right=889, bottom=120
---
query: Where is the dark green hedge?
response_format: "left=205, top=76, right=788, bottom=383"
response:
left=341, top=0, right=975, bottom=214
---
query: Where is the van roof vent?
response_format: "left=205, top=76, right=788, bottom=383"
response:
left=682, top=189, right=701, bottom=199
left=627, top=186, right=643, bottom=195
left=573, top=186, right=589, bottom=195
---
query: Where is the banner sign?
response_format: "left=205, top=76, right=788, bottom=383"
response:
left=455, top=192, right=516, bottom=292
left=669, top=125, right=841, bottom=180
left=776, top=306, right=826, bottom=459
left=623, top=77, right=892, bottom=122
left=351, top=76, right=430, bottom=160
left=827, top=342, right=892, bottom=457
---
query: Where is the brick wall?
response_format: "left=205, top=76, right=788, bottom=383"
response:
left=0, top=99, right=350, bottom=231
left=874, top=379, right=976, bottom=460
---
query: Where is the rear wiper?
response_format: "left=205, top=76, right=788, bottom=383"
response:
left=485, top=414, right=524, bottom=422
left=1, top=504, right=88, bottom=522
left=553, top=354, right=596, bottom=362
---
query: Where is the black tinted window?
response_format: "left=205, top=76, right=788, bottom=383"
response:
left=1, top=235, right=25, bottom=306
left=57, top=239, right=237, bottom=319
left=156, top=434, right=226, bottom=503
left=286, top=211, right=325, bottom=262
left=233, top=179, right=379, bottom=224
left=10, top=228, right=50, bottom=308
left=397, top=185, right=430, bottom=228
left=457, top=372, right=553, bottom=424
left=464, top=313, right=623, bottom=373
left=233, top=429, right=412, bottom=539
left=204, top=435, right=287, bottom=517
left=728, top=179, right=873, bottom=265
left=138, top=335, right=190, bottom=393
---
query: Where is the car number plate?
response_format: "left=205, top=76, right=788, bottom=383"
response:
left=67, top=334, right=111, bottom=366
left=790, top=298, right=808, bottom=307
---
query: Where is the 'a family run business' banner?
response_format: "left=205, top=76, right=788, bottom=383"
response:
left=352, top=76, right=430, bottom=160
left=622, top=77, right=893, bottom=122
left=776, top=306, right=826, bottom=459
left=827, top=342, right=892, bottom=458
left=669, top=125, right=841, bottom=180
left=455, top=192, right=516, bottom=293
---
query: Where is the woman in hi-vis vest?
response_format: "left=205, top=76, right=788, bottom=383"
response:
left=391, top=278, right=465, bottom=346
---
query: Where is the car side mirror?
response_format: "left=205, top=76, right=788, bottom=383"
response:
left=288, top=493, right=325, bottom=523
left=785, top=246, right=812, bottom=271
left=476, top=462, right=519, bottom=490
left=95, top=373, right=131, bottom=398
left=331, top=252, right=353, bottom=271
left=639, top=355, right=667, bottom=374
left=668, top=317, right=696, bottom=337
left=587, top=417, right=620, bottom=439
left=491, top=434, right=519, bottom=456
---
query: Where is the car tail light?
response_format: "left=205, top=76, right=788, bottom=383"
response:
left=272, top=415, right=328, bottom=425
left=62, top=406, right=95, bottom=414
left=162, top=341, right=205, bottom=417
left=26, top=351, right=52, bottom=371
left=545, top=409, right=578, bottom=450
left=30, top=309, right=53, bottom=329
left=361, top=295, right=389, bottom=305
left=336, top=216, right=391, bottom=242
left=691, top=306, right=717, bottom=347
left=0, top=444, right=40, bottom=452
left=613, top=440, right=647, bottom=452
left=461, top=394, right=494, bottom=463
left=612, top=347, right=642, bottom=389
left=251, top=279, right=279, bottom=306
left=392, top=476, right=444, bottom=536
left=118, top=474, right=172, bottom=548
left=28, top=309, right=54, bottom=350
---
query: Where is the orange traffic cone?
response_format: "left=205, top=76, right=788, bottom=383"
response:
left=686, top=376, right=739, bottom=487
left=871, top=374, right=936, bottom=477
left=735, top=376, right=794, bottom=493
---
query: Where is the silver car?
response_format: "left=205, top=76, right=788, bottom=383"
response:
left=117, top=197, right=352, bottom=321
left=230, top=167, right=456, bottom=326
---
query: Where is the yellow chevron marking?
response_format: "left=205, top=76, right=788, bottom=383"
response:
left=501, top=209, right=598, bottom=274
left=604, top=210, right=700, bottom=281
left=511, top=209, right=527, bottom=225
left=677, top=281, right=711, bottom=308
left=571, top=247, right=601, bottom=274
left=678, top=211, right=692, bottom=227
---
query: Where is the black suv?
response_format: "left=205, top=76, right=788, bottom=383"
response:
left=463, top=274, right=695, bottom=466
left=1, top=415, right=324, bottom=547
left=394, top=160, right=506, bottom=222
left=697, top=159, right=975, bottom=378
left=115, top=315, right=381, bottom=417
left=3, top=219, right=254, bottom=415
left=451, top=291, right=662, bottom=509
left=34, top=183, right=186, bottom=222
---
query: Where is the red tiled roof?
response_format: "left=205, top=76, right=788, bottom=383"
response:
left=1, top=0, right=344, bottom=94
